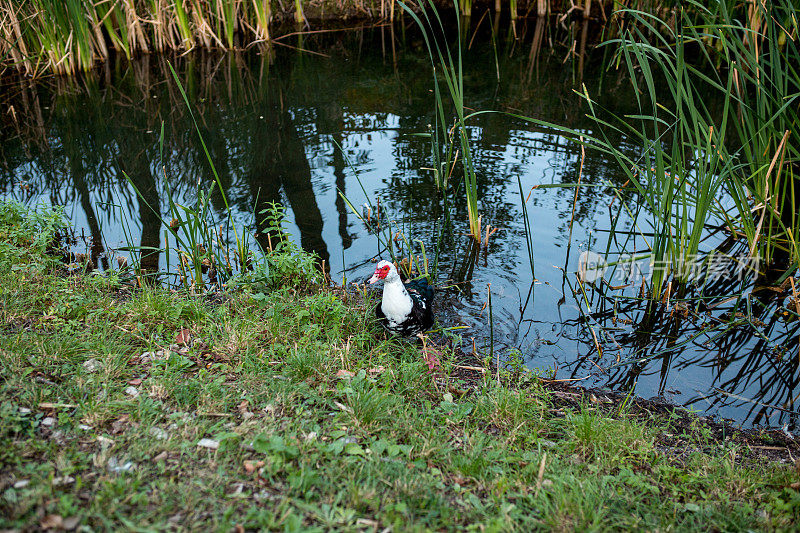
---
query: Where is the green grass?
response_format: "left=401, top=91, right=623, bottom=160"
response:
left=1, top=201, right=798, bottom=530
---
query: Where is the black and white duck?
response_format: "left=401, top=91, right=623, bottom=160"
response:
left=368, top=260, right=434, bottom=336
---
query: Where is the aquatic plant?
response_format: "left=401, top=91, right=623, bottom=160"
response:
left=122, top=63, right=254, bottom=289
left=521, top=0, right=800, bottom=300
left=612, top=0, right=797, bottom=290
left=401, top=0, right=483, bottom=243
left=0, top=0, right=277, bottom=75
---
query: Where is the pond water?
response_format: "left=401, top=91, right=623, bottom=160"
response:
left=2, top=20, right=798, bottom=429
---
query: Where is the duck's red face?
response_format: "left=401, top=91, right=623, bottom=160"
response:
left=368, top=262, right=392, bottom=284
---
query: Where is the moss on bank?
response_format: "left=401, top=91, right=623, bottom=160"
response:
left=0, top=201, right=798, bottom=531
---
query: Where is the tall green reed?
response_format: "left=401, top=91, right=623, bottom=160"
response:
left=485, top=0, right=798, bottom=301
left=122, top=62, right=251, bottom=289
left=701, top=0, right=800, bottom=270
left=599, top=1, right=799, bottom=292
left=400, top=0, right=482, bottom=243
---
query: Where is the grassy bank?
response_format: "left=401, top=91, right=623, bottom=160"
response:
left=1, top=201, right=798, bottom=530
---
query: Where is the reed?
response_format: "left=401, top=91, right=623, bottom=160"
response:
left=1, top=1, right=740, bottom=77
left=0, top=0, right=304, bottom=76
left=506, top=0, right=796, bottom=301
left=120, top=63, right=253, bottom=289
left=252, top=0, right=272, bottom=41
left=294, top=0, right=306, bottom=24
left=401, top=0, right=483, bottom=242
left=704, top=0, right=800, bottom=271
left=609, top=1, right=798, bottom=289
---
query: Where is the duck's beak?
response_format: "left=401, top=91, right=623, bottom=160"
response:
left=368, top=272, right=380, bottom=284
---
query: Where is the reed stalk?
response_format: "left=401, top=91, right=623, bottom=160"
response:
left=252, top=0, right=271, bottom=41
left=581, top=0, right=799, bottom=296
left=401, top=0, right=482, bottom=242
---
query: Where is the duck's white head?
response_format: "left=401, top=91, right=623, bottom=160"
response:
left=368, top=260, right=400, bottom=284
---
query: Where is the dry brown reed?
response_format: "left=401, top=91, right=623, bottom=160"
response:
left=0, top=0, right=651, bottom=77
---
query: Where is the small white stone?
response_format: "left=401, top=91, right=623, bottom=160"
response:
left=13, top=480, right=30, bottom=489
left=41, top=417, right=55, bottom=427
left=19, top=407, right=31, bottom=414
left=83, top=358, right=102, bottom=373
left=149, top=427, right=169, bottom=440
left=107, top=457, right=135, bottom=473
left=78, top=424, right=91, bottom=431
left=197, top=438, right=220, bottom=450
left=304, top=432, right=318, bottom=442
left=226, top=483, right=245, bottom=497
left=124, top=386, right=139, bottom=397
left=52, top=475, right=75, bottom=486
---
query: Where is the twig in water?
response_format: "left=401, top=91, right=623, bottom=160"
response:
left=487, top=283, right=497, bottom=385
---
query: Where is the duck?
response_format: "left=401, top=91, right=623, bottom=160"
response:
left=368, top=260, right=435, bottom=336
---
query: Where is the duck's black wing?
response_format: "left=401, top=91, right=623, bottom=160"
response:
left=404, top=278, right=435, bottom=332
left=374, top=278, right=435, bottom=336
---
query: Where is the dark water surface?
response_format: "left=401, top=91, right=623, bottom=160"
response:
left=2, top=21, right=798, bottom=428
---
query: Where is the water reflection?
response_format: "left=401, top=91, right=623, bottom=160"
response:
left=1, top=22, right=796, bottom=428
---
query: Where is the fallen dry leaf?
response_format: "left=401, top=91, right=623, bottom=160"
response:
left=174, top=328, right=193, bottom=346
left=243, top=460, right=265, bottom=474
left=128, top=378, right=143, bottom=386
left=447, top=384, right=469, bottom=396
left=335, top=369, right=355, bottom=379
left=40, top=514, right=63, bottom=529
left=111, top=415, right=130, bottom=435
